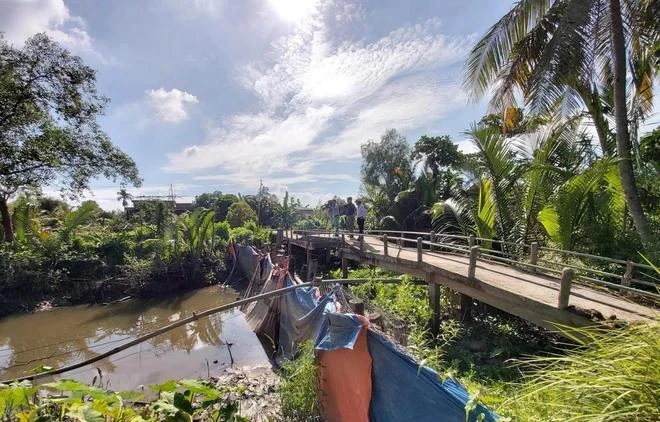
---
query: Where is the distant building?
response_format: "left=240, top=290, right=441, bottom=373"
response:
left=125, top=198, right=194, bottom=216
left=294, top=207, right=314, bottom=219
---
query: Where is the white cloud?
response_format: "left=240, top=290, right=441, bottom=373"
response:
left=0, top=0, right=95, bottom=52
left=145, top=88, right=199, bottom=123
left=455, top=139, right=479, bottom=154
left=166, top=3, right=472, bottom=200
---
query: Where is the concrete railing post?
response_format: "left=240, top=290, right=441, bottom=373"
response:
left=417, top=237, right=423, bottom=263
left=468, top=245, right=480, bottom=280
left=360, top=235, right=365, bottom=253
left=383, top=234, right=388, bottom=256
left=558, top=268, right=574, bottom=309
left=468, top=234, right=476, bottom=248
left=341, top=257, right=348, bottom=279
left=622, top=261, right=633, bottom=289
left=530, top=242, right=539, bottom=273
left=397, top=237, right=403, bottom=249
left=430, top=232, right=436, bottom=252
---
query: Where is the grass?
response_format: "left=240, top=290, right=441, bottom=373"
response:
left=500, top=323, right=660, bottom=421
left=277, top=341, right=321, bottom=421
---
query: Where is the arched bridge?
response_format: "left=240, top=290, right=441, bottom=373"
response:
left=279, top=229, right=658, bottom=331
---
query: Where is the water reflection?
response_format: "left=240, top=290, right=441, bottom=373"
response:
left=0, top=286, right=268, bottom=390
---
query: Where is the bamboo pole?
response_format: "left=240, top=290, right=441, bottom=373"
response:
left=4, top=277, right=407, bottom=384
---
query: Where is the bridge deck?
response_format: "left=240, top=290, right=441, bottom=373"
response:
left=285, top=232, right=657, bottom=330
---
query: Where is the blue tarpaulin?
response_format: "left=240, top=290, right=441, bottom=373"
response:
left=277, top=274, right=337, bottom=361
left=367, top=330, right=497, bottom=422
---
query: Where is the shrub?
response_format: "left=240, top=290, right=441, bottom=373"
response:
left=226, top=200, right=257, bottom=228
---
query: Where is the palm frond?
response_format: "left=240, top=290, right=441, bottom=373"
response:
left=527, top=0, right=596, bottom=115
left=464, top=0, right=554, bottom=102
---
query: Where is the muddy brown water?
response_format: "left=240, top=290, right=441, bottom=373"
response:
left=0, top=286, right=270, bottom=390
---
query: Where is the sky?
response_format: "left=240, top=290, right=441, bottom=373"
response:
left=1, top=0, right=517, bottom=209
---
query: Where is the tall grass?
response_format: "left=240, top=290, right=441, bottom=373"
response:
left=278, top=341, right=321, bottom=421
left=501, top=323, right=660, bottom=421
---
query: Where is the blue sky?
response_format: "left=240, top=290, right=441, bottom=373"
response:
left=1, top=0, right=515, bottom=209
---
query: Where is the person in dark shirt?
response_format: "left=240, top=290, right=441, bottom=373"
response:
left=345, top=197, right=357, bottom=237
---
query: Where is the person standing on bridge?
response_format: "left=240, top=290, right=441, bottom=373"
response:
left=345, top=197, right=357, bottom=238
left=356, top=199, right=367, bottom=235
left=330, top=199, right=341, bottom=237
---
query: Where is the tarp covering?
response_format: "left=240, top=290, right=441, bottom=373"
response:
left=316, top=313, right=372, bottom=422
left=277, top=274, right=336, bottom=361
left=367, top=330, right=496, bottom=422
left=233, top=244, right=497, bottom=421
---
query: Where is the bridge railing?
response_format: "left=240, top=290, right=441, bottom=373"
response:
left=285, top=228, right=659, bottom=301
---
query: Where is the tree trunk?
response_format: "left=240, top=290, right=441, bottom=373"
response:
left=0, top=196, right=14, bottom=242
left=609, top=0, right=653, bottom=249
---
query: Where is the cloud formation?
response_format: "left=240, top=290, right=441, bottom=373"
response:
left=145, top=88, right=199, bottom=123
left=0, top=0, right=93, bottom=51
left=166, top=1, right=471, bottom=198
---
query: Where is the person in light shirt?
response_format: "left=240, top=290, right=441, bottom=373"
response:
left=356, top=199, right=367, bottom=235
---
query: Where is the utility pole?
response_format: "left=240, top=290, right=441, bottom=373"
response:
left=257, top=179, right=263, bottom=226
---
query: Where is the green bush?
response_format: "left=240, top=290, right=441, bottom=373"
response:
left=230, top=221, right=271, bottom=246
left=0, top=378, right=248, bottom=421
left=226, top=200, right=257, bottom=228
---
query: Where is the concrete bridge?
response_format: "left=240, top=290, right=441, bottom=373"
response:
left=279, top=229, right=658, bottom=332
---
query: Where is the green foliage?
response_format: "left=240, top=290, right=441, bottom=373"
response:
left=0, top=378, right=248, bottom=422
left=0, top=34, right=141, bottom=241
left=226, top=201, right=257, bottom=228
left=278, top=341, right=321, bottom=421
left=361, top=129, right=414, bottom=204
left=194, top=192, right=239, bottom=222
left=501, top=323, right=660, bottom=421
left=229, top=221, right=271, bottom=246
left=538, top=159, right=624, bottom=250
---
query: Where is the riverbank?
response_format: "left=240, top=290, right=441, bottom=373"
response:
left=0, top=254, right=228, bottom=318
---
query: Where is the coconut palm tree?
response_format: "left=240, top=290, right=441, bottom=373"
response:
left=464, top=0, right=658, bottom=249
left=117, top=188, right=133, bottom=208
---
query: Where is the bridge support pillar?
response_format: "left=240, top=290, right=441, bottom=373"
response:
left=427, top=278, right=441, bottom=336
left=341, top=257, right=348, bottom=279
left=306, top=243, right=313, bottom=282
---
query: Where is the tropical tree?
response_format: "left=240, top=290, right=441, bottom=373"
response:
left=431, top=179, right=497, bottom=248
left=361, top=129, right=414, bottom=204
left=194, top=191, right=239, bottom=221
left=226, top=200, right=257, bottom=228
left=178, top=209, right=216, bottom=258
left=463, top=0, right=659, bottom=249
left=0, top=34, right=141, bottom=242
left=117, top=188, right=133, bottom=208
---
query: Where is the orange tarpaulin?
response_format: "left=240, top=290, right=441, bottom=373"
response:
left=316, top=319, right=372, bottom=422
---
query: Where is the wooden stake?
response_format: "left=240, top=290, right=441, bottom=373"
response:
left=349, top=298, right=365, bottom=315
